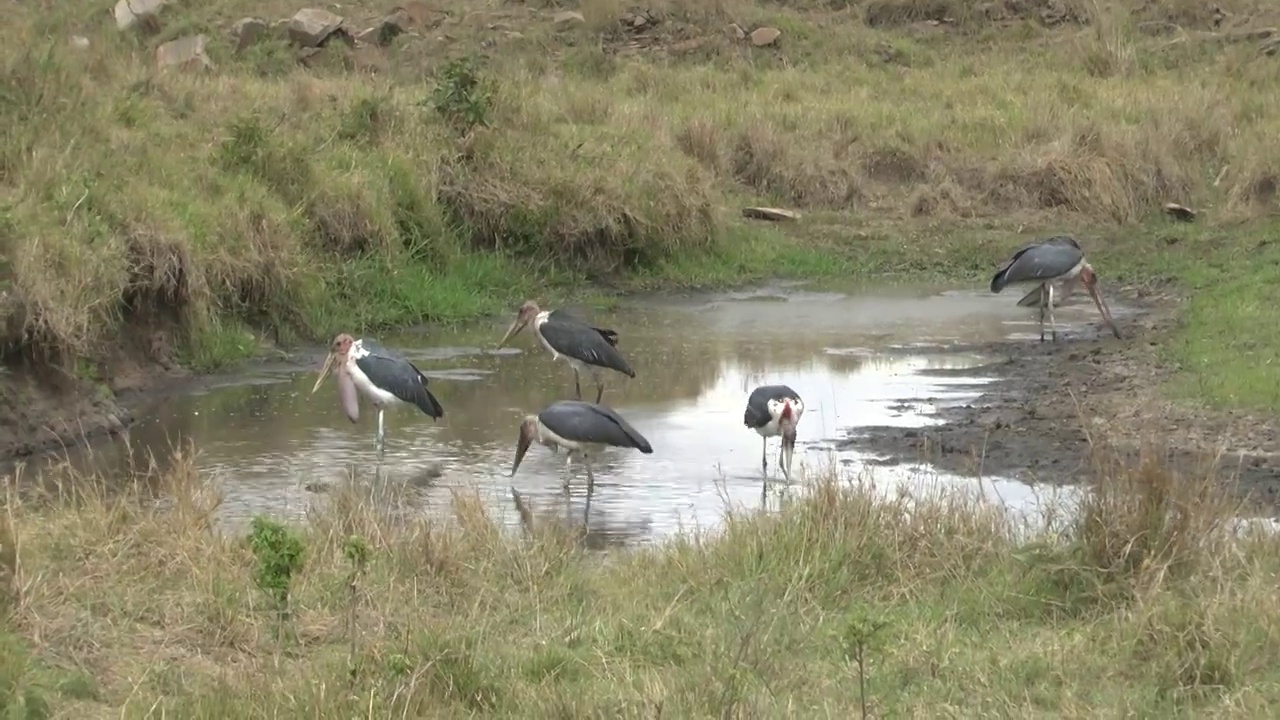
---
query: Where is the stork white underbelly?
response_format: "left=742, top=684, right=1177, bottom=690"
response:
left=754, top=409, right=806, bottom=438
left=346, top=356, right=401, bottom=408
left=537, top=419, right=604, bottom=456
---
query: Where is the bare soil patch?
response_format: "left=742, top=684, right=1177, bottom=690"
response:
left=843, top=287, right=1280, bottom=513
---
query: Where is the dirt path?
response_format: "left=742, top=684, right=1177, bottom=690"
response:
left=842, top=284, right=1280, bottom=514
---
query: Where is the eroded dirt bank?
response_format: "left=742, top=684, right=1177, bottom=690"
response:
left=0, top=333, right=191, bottom=462
left=843, top=284, right=1280, bottom=511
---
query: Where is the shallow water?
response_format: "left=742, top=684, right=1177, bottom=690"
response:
left=15, top=282, right=1124, bottom=546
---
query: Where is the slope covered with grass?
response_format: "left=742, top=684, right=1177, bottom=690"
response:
left=2, top=0, right=1279, bottom=438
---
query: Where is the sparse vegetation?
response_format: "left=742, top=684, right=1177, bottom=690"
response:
left=4, top=0, right=1280, bottom=710
left=247, top=514, right=307, bottom=643
left=2, top=441, right=1278, bottom=715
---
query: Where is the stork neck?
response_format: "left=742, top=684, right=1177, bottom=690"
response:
left=532, top=311, right=551, bottom=331
left=534, top=418, right=552, bottom=445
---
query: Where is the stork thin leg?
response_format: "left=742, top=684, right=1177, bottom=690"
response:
left=563, top=454, right=573, bottom=491
left=583, top=456, right=596, bottom=495
left=761, top=437, right=769, bottom=477
left=1047, top=284, right=1058, bottom=343
left=376, top=408, right=386, bottom=460
left=573, top=368, right=583, bottom=401
left=1038, top=289, right=1047, bottom=343
left=585, top=368, right=604, bottom=404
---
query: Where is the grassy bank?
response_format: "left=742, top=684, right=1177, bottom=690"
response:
left=2, top=442, right=1278, bottom=715
left=3, top=0, right=1280, bottom=395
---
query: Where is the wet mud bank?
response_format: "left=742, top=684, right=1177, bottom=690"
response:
left=0, top=343, right=234, bottom=465
left=0, top=366, right=133, bottom=461
left=842, top=285, right=1280, bottom=513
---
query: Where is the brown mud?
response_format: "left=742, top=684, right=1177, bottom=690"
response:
left=841, top=284, right=1280, bottom=513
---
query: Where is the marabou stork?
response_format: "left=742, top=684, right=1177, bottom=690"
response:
left=311, top=333, right=445, bottom=459
left=743, top=384, right=804, bottom=482
left=511, top=400, right=654, bottom=492
left=990, top=235, right=1122, bottom=342
left=497, top=300, right=636, bottom=404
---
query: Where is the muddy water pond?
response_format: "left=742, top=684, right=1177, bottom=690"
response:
left=20, top=282, right=1116, bottom=546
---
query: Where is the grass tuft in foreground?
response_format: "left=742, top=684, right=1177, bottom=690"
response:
left=2, top=439, right=1278, bottom=715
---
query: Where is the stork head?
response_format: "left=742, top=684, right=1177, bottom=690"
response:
left=1079, top=264, right=1122, bottom=340
left=498, top=300, right=541, bottom=349
left=312, top=333, right=355, bottom=394
left=312, top=333, right=359, bottom=421
left=511, top=416, right=539, bottom=477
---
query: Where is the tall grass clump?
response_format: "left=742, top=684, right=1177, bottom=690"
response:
left=3, top=437, right=1280, bottom=715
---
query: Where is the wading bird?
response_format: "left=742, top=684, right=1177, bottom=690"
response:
left=510, top=400, right=653, bottom=492
left=497, top=300, right=636, bottom=403
left=990, top=235, right=1122, bottom=342
left=743, top=385, right=804, bottom=482
left=311, top=333, right=445, bottom=459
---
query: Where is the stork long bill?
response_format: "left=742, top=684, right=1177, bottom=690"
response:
left=497, top=318, right=526, bottom=350
left=781, top=424, right=797, bottom=481
left=311, top=351, right=336, bottom=394
left=511, top=420, right=534, bottom=477
left=1084, top=274, right=1122, bottom=340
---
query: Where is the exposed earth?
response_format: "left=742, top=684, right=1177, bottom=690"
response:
left=841, top=283, right=1280, bottom=513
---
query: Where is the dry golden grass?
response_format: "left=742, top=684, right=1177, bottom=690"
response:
left=2, top=0, right=1280, bottom=371
left=2, top=438, right=1279, bottom=715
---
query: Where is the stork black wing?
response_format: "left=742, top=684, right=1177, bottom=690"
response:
left=990, top=243, right=1084, bottom=294
left=355, top=342, right=444, bottom=419
left=744, top=385, right=801, bottom=428
left=539, top=401, right=653, bottom=453
left=548, top=308, right=621, bottom=348
left=538, top=317, right=635, bottom=377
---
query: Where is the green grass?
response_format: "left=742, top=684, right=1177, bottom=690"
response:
left=3, top=0, right=1280, bottom=396
left=2, top=442, right=1277, bottom=716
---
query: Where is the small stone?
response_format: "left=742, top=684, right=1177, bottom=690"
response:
left=1227, top=27, right=1276, bottom=42
left=230, top=17, right=268, bottom=52
left=114, top=0, right=166, bottom=31
left=364, top=8, right=411, bottom=47
left=1163, top=202, right=1197, bottom=222
left=552, top=10, right=585, bottom=30
left=727, top=23, right=746, bottom=41
left=742, top=206, right=800, bottom=222
left=750, top=26, right=781, bottom=47
left=69, top=35, right=90, bottom=49
left=287, top=8, right=349, bottom=48
left=155, top=34, right=213, bottom=71
left=105, top=413, right=126, bottom=434
left=669, top=37, right=707, bottom=53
